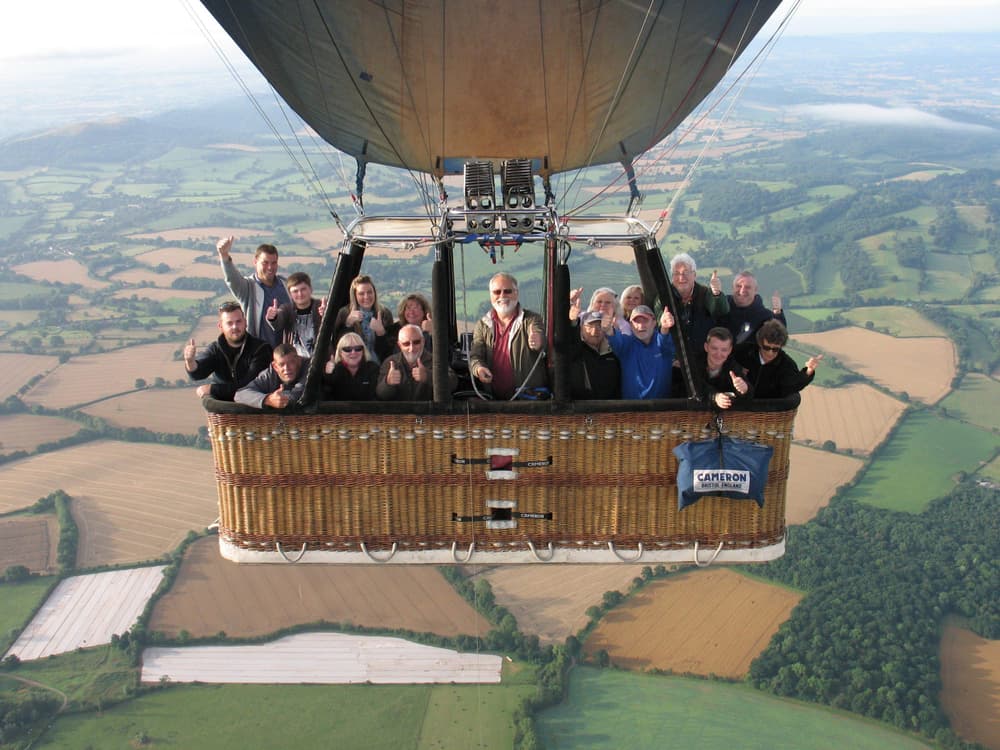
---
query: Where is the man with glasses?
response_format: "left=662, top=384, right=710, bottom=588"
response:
left=470, top=273, right=547, bottom=400
left=377, top=323, right=453, bottom=400
left=736, top=320, right=822, bottom=399
left=183, top=302, right=272, bottom=400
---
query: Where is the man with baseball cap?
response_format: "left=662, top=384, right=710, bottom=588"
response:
left=569, top=310, right=621, bottom=399
left=606, top=304, right=675, bottom=399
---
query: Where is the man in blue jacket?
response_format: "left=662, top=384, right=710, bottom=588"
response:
left=607, top=305, right=675, bottom=399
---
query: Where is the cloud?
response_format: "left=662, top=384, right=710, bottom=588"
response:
left=789, top=103, right=996, bottom=133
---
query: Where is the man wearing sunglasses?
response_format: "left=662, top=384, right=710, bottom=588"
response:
left=736, top=320, right=822, bottom=399
left=377, top=323, right=454, bottom=400
left=469, top=273, right=547, bottom=400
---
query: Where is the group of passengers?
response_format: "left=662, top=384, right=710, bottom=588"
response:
left=184, top=239, right=820, bottom=409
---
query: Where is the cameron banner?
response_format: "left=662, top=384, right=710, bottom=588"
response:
left=673, top=436, right=774, bottom=510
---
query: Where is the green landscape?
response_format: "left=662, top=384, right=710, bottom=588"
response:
left=1, top=28, right=999, bottom=750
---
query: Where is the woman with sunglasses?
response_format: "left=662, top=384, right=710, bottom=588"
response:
left=322, top=332, right=380, bottom=401
left=736, top=320, right=822, bottom=399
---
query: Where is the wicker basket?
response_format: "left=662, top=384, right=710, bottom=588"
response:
left=207, top=402, right=794, bottom=564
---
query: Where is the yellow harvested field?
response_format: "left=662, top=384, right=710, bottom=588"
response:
left=22, top=342, right=182, bottom=410
left=135, top=248, right=207, bottom=268
left=786, top=445, right=864, bottom=526
left=111, top=265, right=217, bottom=286
left=129, top=227, right=271, bottom=243
left=795, top=384, right=906, bottom=454
left=0, top=414, right=81, bottom=454
left=12, top=259, right=108, bottom=289
left=479, top=565, right=645, bottom=644
left=82, top=388, right=206, bottom=436
left=592, top=244, right=640, bottom=264
left=940, top=620, right=1000, bottom=749
left=189, top=314, right=222, bottom=344
left=584, top=569, right=801, bottom=678
left=0, top=353, right=60, bottom=399
left=794, top=327, right=955, bottom=404
left=0, top=441, right=216, bottom=566
left=0, top=515, right=57, bottom=573
left=843, top=306, right=947, bottom=338
left=110, top=287, right=214, bottom=302
left=149, top=537, right=492, bottom=639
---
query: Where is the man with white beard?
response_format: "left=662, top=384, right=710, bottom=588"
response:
left=376, top=323, right=437, bottom=400
left=470, top=273, right=548, bottom=399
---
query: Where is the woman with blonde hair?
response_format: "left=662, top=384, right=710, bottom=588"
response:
left=322, top=332, right=379, bottom=400
left=333, top=274, right=394, bottom=363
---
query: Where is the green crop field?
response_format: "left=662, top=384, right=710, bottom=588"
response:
left=38, top=680, right=535, bottom=750
left=784, top=343, right=856, bottom=387
left=841, top=307, right=945, bottom=338
left=537, top=668, right=932, bottom=750
left=845, top=410, right=1000, bottom=512
left=939, top=373, right=1000, bottom=432
left=7, top=646, right=136, bottom=709
left=0, top=576, right=56, bottom=652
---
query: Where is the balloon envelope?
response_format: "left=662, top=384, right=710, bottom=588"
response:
left=201, top=0, right=781, bottom=177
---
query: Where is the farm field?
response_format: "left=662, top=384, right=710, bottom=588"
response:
left=785, top=445, right=864, bottom=526
left=0, top=352, right=60, bottom=399
left=0, top=577, right=55, bottom=652
left=793, top=327, right=955, bottom=404
left=583, top=569, right=801, bottom=678
left=129, top=226, right=274, bottom=243
left=21, top=342, right=183, bottom=409
left=793, top=384, right=906, bottom=454
left=538, top=667, right=933, bottom=750
left=939, top=619, right=1000, bottom=750
left=0, top=514, right=57, bottom=573
left=82, top=387, right=205, bottom=435
left=0, top=441, right=216, bottom=566
left=478, top=564, right=645, bottom=645
left=6, top=566, right=165, bottom=660
left=12, top=259, right=108, bottom=289
left=142, top=632, right=502, bottom=684
left=39, top=681, right=532, bottom=750
left=149, top=537, right=491, bottom=638
left=0, top=413, right=81, bottom=454
left=846, top=411, right=1000, bottom=513
left=939, top=373, right=1000, bottom=433
left=110, top=286, right=214, bottom=302
left=842, top=306, right=947, bottom=338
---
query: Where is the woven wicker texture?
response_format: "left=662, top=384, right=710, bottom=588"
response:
left=208, top=408, right=794, bottom=554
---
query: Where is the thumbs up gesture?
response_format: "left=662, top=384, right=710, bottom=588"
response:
left=568, top=287, right=583, bottom=321
left=216, top=236, right=233, bottom=261
left=386, top=359, right=402, bottom=385
left=771, top=291, right=782, bottom=314
left=264, top=383, right=290, bottom=409
left=412, top=356, right=426, bottom=383
left=660, top=310, right=674, bottom=332
left=730, top=369, right=748, bottom=396
left=266, top=298, right=280, bottom=321
left=318, top=296, right=327, bottom=318
left=528, top=322, right=544, bottom=351
left=183, top=337, right=197, bottom=367
left=710, top=269, right=722, bottom=296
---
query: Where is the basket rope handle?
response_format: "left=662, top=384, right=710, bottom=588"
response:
left=275, top=541, right=307, bottom=563
left=693, top=540, right=724, bottom=567
left=451, top=541, right=475, bottom=563
left=608, top=541, right=644, bottom=562
left=527, top=541, right=555, bottom=562
left=360, top=542, right=398, bottom=562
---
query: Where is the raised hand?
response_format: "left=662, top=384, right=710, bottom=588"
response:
left=660, top=310, right=674, bottom=332
left=183, top=337, right=197, bottom=367
left=411, top=356, right=426, bottom=383
left=421, top=312, right=433, bottom=333
left=730, top=370, right=748, bottom=396
left=386, top=359, right=402, bottom=385
left=710, top=269, right=722, bottom=296
left=771, top=291, right=782, bottom=314
left=528, top=322, right=544, bottom=351
left=195, top=384, right=211, bottom=398
left=370, top=316, right=385, bottom=336
left=266, top=298, right=280, bottom=321
left=318, top=296, right=327, bottom=318
left=216, top=236, right=234, bottom=261
left=264, top=384, right=290, bottom=409
left=325, top=355, right=336, bottom=374
left=346, top=309, right=363, bottom=326
left=805, top=353, right=824, bottom=375
left=568, top=287, right=583, bottom=321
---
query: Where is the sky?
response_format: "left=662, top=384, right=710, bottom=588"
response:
left=1, top=0, right=999, bottom=62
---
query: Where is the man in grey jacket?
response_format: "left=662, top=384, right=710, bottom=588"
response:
left=216, top=236, right=290, bottom=348
left=235, top=344, right=309, bottom=409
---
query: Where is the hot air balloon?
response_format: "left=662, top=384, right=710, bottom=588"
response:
left=199, top=0, right=799, bottom=565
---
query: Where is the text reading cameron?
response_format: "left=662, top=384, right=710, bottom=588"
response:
left=693, top=469, right=751, bottom=494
